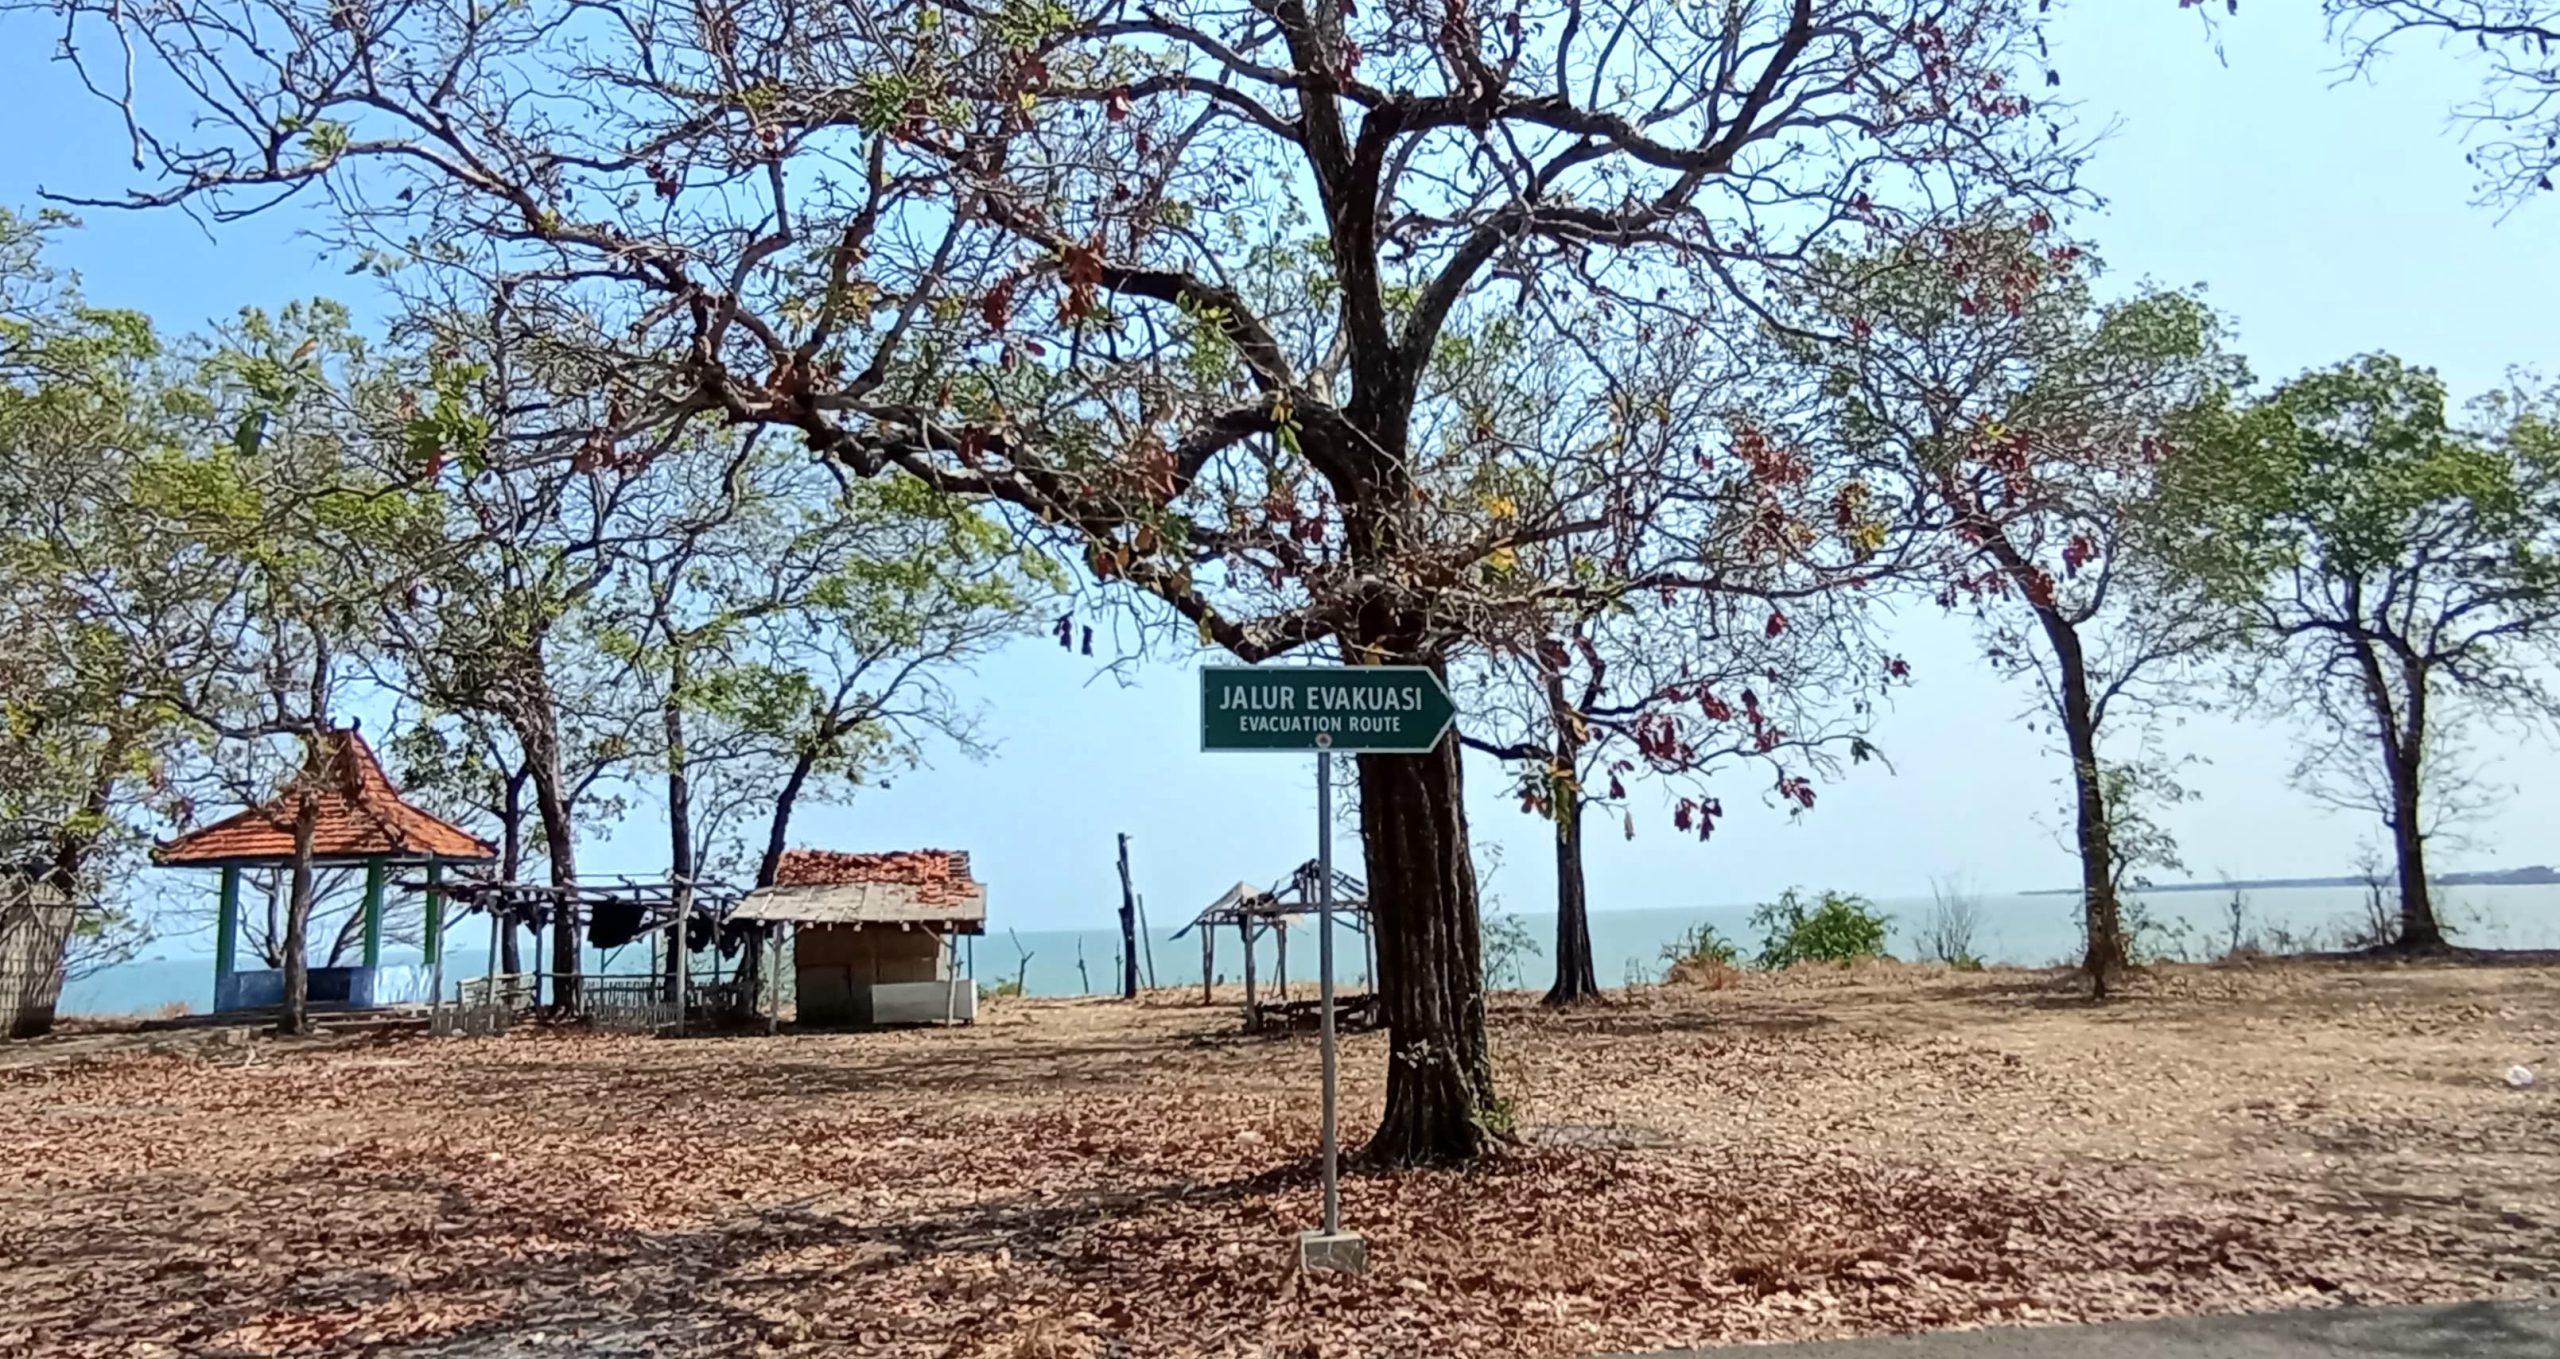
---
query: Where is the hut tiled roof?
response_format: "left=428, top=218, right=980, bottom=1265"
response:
left=154, top=730, right=499, bottom=868
left=734, top=850, right=986, bottom=929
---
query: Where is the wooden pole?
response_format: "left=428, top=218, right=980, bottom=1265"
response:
left=1275, top=918, right=1288, bottom=1002
left=1115, top=833, right=1140, bottom=1000
left=670, top=913, right=686, bottom=1037
left=1136, top=893, right=1158, bottom=990
left=918, top=924, right=952, bottom=1025
left=1240, top=917, right=1257, bottom=1023
left=767, top=926, right=782, bottom=1035
left=484, top=900, right=500, bottom=1023
left=1201, top=928, right=1214, bottom=1006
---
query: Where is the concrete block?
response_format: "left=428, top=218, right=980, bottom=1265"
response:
left=870, top=980, right=977, bottom=1025
left=1298, top=1230, right=1367, bottom=1274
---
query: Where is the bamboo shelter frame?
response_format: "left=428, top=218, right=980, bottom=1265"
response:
left=395, top=876, right=751, bottom=1034
left=1175, top=860, right=1377, bottom=1031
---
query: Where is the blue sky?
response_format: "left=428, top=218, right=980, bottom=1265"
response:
left=7, top=5, right=2558, bottom=938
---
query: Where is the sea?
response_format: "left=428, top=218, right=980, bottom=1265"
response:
left=55, top=883, right=2560, bottom=1017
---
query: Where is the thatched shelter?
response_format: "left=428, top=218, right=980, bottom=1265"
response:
left=730, top=850, right=986, bottom=1027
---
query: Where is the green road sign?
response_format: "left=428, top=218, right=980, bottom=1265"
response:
left=1199, top=665, right=1458, bottom=754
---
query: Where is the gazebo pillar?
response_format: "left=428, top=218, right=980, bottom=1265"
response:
left=214, top=866, right=241, bottom=1011
left=361, top=858, right=386, bottom=968
left=423, top=859, right=445, bottom=1014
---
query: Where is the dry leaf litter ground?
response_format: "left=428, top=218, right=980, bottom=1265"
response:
left=1, top=959, right=2554, bottom=1358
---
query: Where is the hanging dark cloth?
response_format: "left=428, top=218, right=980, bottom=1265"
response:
left=589, top=899, right=645, bottom=950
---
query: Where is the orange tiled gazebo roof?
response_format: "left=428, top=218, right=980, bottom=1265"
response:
left=154, top=729, right=498, bottom=869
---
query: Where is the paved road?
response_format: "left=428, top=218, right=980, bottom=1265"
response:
left=1627, top=1301, right=2560, bottom=1358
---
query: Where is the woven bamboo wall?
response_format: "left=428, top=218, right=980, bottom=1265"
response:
left=0, top=874, right=74, bottom=1039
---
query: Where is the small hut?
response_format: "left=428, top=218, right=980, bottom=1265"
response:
left=0, top=861, right=74, bottom=1039
left=155, top=729, right=497, bottom=1013
left=731, top=850, right=985, bottom=1027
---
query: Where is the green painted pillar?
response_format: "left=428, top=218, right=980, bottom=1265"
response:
left=215, top=866, right=241, bottom=977
left=362, top=858, right=386, bottom=968
left=422, top=860, right=444, bottom=967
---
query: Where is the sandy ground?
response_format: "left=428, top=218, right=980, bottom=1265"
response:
left=0, top=959, right=2553, bottom=1357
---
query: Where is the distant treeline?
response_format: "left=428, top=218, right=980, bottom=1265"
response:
left=2027, top=867, right=2560, bottom=897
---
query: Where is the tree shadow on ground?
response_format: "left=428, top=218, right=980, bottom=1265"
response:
left=366, top=1163, right=1303, bottom=1357
left=427, top=1030, right=1301, bottom=1108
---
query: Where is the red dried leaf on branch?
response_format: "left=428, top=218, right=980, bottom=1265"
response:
left=980, top=276, right=1016, bottom=332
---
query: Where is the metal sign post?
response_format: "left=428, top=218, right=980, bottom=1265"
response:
left=1199, top=664, right=1456, bottom=1275
left=1316, top=747, right=1341, bottom=1239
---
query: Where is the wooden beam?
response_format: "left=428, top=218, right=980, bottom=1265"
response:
left=361, top=859, right=386, bottom=969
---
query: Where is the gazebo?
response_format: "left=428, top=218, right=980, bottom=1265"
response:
left=155, top=728, right=497, bottom=1013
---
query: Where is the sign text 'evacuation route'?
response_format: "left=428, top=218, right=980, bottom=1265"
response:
left=1197, top=665, right=1459, bottom=754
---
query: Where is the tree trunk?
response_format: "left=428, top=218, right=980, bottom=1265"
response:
left=44, top=728, right=129, bottom=895
left=1541, top=660, right=1599, bottom=1006
left=2387, top=751, right=2445, bottom=950
left=263, top=873, right=282, bottom=967
left=2387, top=656, right=2445, bottom=951
left=499, top=767, right=525, bottom=975
left=2035, top=606, right=2125, bottom=997
left=1356, top=734, right=1499, bottom=1166
left=662, top=648, right=694, bottom=1004
left=1972, top=507, right=2128, bottom=1000
left=277, top=790, right=320, bottom=1035
left=1545, top=795, right=1601, bottom=1005
left=524, top=734, right=580, bottom=1009
left=1117, top=833, right=1140, bottom=1000
left=754, top=719, right=833, bottom=888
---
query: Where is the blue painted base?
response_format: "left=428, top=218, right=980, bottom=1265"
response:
left=214, top=966, right=392, bottom=1013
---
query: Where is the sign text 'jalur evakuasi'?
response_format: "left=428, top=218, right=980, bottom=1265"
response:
left=1197, top=666, right=1458, bottom=754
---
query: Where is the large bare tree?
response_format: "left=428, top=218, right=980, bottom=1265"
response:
left=42, top=0, right=2082, bottom=1160
left=2326, top=1, right=2560, bottom=209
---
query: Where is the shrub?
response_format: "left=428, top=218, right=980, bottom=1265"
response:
left=2119, top=895, right=2196, bottom=963
left=2215, top=890, right=2294, bottom=962
left=1662, top=922, right=1739, bottom=969
left=1483, top=911, right=1541, bottom=990
left=1752, top=888, right=1892, bottom=968
left=1919, top=877, right=1985, bottom=968
left=2341, top=862, right=2402, bottom=951
left=1659, top=922, right=1743, bottom=988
